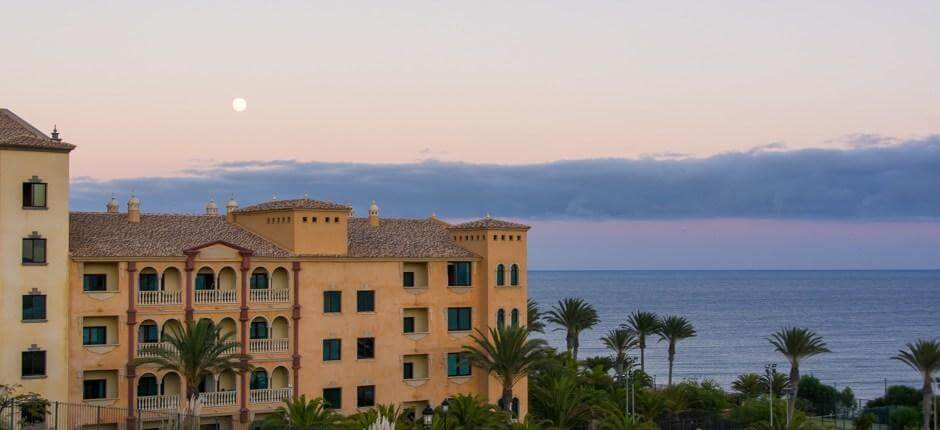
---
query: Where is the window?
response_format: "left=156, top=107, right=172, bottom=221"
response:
left=497, top=309, right=505, bottom=328
left=323, top=339, right=341, bottom=361
left=21, top=351, right=45, bottom=377
left=195, top=273, right=215, bottom=290
left=249, top=370, right=269, bottom=390
left=496, top=264, right=505, bottom=286
left=139, top=273, right=159, bottom=291
left=22, top=295, right=46, bottom=321
left=139, top=324, right=159, bottom=343
left=357, top=338, right=375, bottom=359
left=447, top=307, right=472, bottom=331
left=511, top=309, right=520, bottom=328
left=356, top=290, right=375, bottom=312
left=334, top=217, right=340, bottom=223
left=83, top=274, right=107, bottom=292
left=357, top=385, right=375, bottom=408
left=403, top=317, right=415, bottom=333
left=324, top=291, right=341, bottom=313
left=250, top=272, right=268, bottom=289
left=250, top=320, right=268, bottom=339
left=510, top=264, right=519, bottom=286
left=322, top=388, right=341, bottom=409
left=22, top=238, right=46, bottom=264
left=22, top=182, right=47, bottom=208
left=83, top=326, right=107, bottom=345
left=402, top=272, right=415, bottom=288
left=447, top=262, right=471, bottom=286
left=312, top=217, right=318, bottom=223
left=403, top=362, right=414, bottom=380
left=201, top=424, right=220, bottom=430
left=138, top=375, right=158, bottom=397
left=447, top=352, right=472, bottom=377
left=83, top=379, right=107, bottom=400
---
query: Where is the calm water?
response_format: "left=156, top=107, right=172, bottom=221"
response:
left=529, top=270, right=940, bottom=400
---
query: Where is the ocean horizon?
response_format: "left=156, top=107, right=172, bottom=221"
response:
left=528, top=269, right=940, bottom=400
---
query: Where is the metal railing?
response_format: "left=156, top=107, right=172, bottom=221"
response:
left=248, top=288, right=289, bottom=303
left=193, top=289, right=237, bottom=304
left=137, top=290, right=182, bottom=306
left=0, top=400, right=197, bottom=430
left=249, top=387, right=292, bottom=404
left=248, top=338, right=289, bottom=353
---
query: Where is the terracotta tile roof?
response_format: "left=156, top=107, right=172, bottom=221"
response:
left=69, top=213, right=478, bottom=259
left=0, top=109, right=76, bottom=152
left=232, top=198, right=351, bottom=213
left=450, top=217, right=530, bottom=230
left=346, top=218, right=478, bottom=259
left=69, top=213, right=292, bottom=258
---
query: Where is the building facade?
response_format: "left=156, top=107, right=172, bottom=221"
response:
left=1, top=109, right=529, bottom=429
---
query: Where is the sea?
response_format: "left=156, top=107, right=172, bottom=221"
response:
left=528, top=270, right=940, bottom=400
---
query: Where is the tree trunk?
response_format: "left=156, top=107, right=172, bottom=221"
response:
left=639, top=336, right=646, bottom=372
left=788, top=363, right=800, bottom=425
left=566, top=332, right=576, bottom=359
left=922, top=374, right=932, bottom=430
left=501, top=385, right=514, bottom=415
left=667, top=343, right=675, bottom=386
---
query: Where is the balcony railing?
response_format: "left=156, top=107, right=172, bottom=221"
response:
left=138, top=290, right=182, bottom=306
left=137, top=342, right=176, bottom=358
left=249, top=288, right=289, bottom=303
left=194, top=289, right=237, bottom=304
left=249, top=387, right=291, bottom=404
left=197, top=391, right=237, bottom=408
left=249, top=338, right=289, bottom=354
left=137, top=394, right=180, bottom=411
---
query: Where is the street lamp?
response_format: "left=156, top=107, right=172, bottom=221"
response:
left=934, top=378, right=939, bottom=430
left=765, top=363, right=777, bottom=428
left=422, top=404, right=433, bottom=430
left=607, top=368, right=631, bottom=422
left=441, top=398, right=450, bottom=430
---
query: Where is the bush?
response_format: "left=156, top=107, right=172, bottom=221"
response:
left=854, top=412, right=876, bottom=430
left=889, top=406, right=921, bottom=430
left=731, top=398, right=788, bottom=428
left=797, top=375, right=855, bottom=415
left=867, top=385, right=921, bottom=409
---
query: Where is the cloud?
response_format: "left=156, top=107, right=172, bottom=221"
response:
left=71, top=135, right=940, bottom=220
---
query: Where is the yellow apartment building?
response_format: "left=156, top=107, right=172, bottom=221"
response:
left=0, top=109, right=529, bottom=429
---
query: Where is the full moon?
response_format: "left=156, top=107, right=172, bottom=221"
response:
left=232, top=98, right=247, bottom=112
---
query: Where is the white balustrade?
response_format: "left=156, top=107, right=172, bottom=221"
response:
left=137, top=394, right=179, bottom=411
left=249, top=387, right=292, bottom=404
left=249, top=338, right=289, bottom=353
left=249, top=288, right=289, bottom=303
left=137, top=342, right=175, bottom=357
left=198, top=391, right=237, bottom=407
left=138, top=290, right=182, bottom=306
left=194, top=289, right=237, bottom=304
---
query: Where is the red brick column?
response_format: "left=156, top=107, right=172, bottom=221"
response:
left=291, top=261, right=302, bottom=396
left=239, top=252, right=251, bottom=423
left=125, top=262, right=138, bottom=430
left=184, top=253, right=196, bottom=322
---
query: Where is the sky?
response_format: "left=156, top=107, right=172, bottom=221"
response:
left=3, top=1, right=940, bottom=269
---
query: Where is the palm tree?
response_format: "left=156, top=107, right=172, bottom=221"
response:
left=892, top=339, right=940, bottom=430
left=133, top=319, right=252, bottom=400
left=622, top=311, right=660, bottom=372
left=768, top=327, right=830, bottom=423
left=761, top=371, right=789, bottom=398
left=527, top=299, right=545, bottom=333
left=601, top=328, right=638, bottom=378
left=657, top=316, right=696, bottom=386
left=258, top=395, right=343, bottom=430
left=530, top=370, right=597, bottom=429
left=545, top=298, right=600, bottom=361
left=732, top=373, right=764, bottom=399
left=431, top=394, right=508, bottom=429
left=464, top=325, right=545, bottom=413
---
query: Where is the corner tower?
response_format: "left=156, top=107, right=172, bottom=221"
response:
left=0, top=109, right=75, bottom=401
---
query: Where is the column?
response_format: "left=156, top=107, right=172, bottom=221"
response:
left=125, top=262, right=138, bottom=430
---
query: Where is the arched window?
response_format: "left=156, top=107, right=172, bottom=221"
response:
left=195, top=268, right=215, bottom=290
left=250, top=369, right=269, bottom=390
left=510, top=309, right=519, bottom=328
left=495, top=264, right=505, bottom=286
left=510, top=264, right=519, bottom=286
left=139, top=268, right=159, bottom=292
left=138, top=322, right=159, bottom=343
left=250, top=268, right=269, bottom=290
left=496, top=309, right=505, bottom=329
left=249, top=318, right=268, bottom=339
left=137, top=374, right=158, bottom=397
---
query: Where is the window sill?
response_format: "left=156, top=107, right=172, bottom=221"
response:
left=357, top=357, right=375, bottom=362
left=322, top=312, right=342, bottom=316
left=22, top=262, right=48, bottom=267
left=323, top=359, right=342, bottom=364
left=356, top=311, right=376, bottom=315
left=22, top=206, right=49, bottom=211
left=447, top=331, right=472, bottom=339
left=447, top=376, right=472, bottom=385
left=22, top=375, right=47, bottom=380
left=403, top=378, right=429, bottom=387
left=22, top=319, right=48, bottom=323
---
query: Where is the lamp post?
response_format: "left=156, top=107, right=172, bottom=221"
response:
left=422, top=404, right=433, bottom=430
left=934, top=377, right=939, bottom=430
left=441, top=398, right=450, bottom=430
left=765, top=363, right=777, bottom=429
left=782, top=387, right=793, bottom=428
left=608, top=368, right=631, bottom=422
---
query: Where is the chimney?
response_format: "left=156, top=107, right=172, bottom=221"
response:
left=206, top=198, right=219, bottom=216
left=127, top=194, right=141, bottom=223
left=106, top=194, right=119, bottom=213
left=368, top=200, right=380, bottom=227
left=226, top=194, right=239, bottom=222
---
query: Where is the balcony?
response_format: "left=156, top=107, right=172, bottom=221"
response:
left=137, top=395, right=180, bottom=411
left=249, top=387, right=291, bottom=404
left=194, top=289, right=237, bottom=305
left=137, top=342, right=175, bottom=358
left=249, top=288, right=289, bottom=304
left=198, top=391, right=237, bottom=408
left=249, top=338, right=289, bottom=354
left=138, top=290, right=182, bottom=306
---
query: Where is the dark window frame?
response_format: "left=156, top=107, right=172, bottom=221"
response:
left=323, top=338, right=341, bottom=361
left=322, top=387, right=341, bottom=409
left=356, top=290, right=375, bottom=312
left=22, top=294, right=47, bottom=321
left=249, top=320, right=269, bottom=339
left=447, top=307, right=472, bottom=332
left=403, top=362, right=414, bottom=380
left=510, top=264, right=520, bottom=286
left=496, top=264, right=505, bottom=286
left=83, top=274, right=107, bottom=292
left=139, top=324, right=159, bottom=343
left=83, top=379, right=107, bottom=400
left=402, top=271, right=415, bottom=287
left=139, top=273, right=159, bottom=292
left=356, top=385, right=375, bottom=408
left=447, top=352, right=472, bottom=377
left=22, top=182, right=48, bottom=209
left=83, top=326, right=108, bottom=346
left=403, top=316, right=415, bottom=333
left=21, top=351, right=46, bottom=377
left=357, top=337, right=375, bottom=359
left=447, top=262, right=472, bottom=287
left=323, top=291, right=342, bottom=313
left=22, top=238, right=47, bottom=265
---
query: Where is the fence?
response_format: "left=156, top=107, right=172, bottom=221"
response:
left=1, top=400, right=198, bottom=430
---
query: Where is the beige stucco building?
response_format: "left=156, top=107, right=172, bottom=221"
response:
left=0, top=109, right=529, bottom=429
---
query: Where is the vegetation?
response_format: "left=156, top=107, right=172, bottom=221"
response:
left=544, top=297, right=599, bottom=360
left=622, top=311, right=660, bottom=372
left=601, top=328, right=637, bottom=378
left=463, top=325, right=546, bottom=413
left=656, top=316, right=696, bottom=387
left=796, top=375, right=855, bottom=416
left=0, top=384, right=50, bottom=427
left=891, top=339, right=940, bottom=430
left=768, top=327, right=831, bottom=423
left=527, top=299, right=545, bottom=333
left=258, top=395, right=344, bottom=430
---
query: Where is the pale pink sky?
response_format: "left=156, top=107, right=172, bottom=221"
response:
left=3, top=1, right=939, bottom=179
